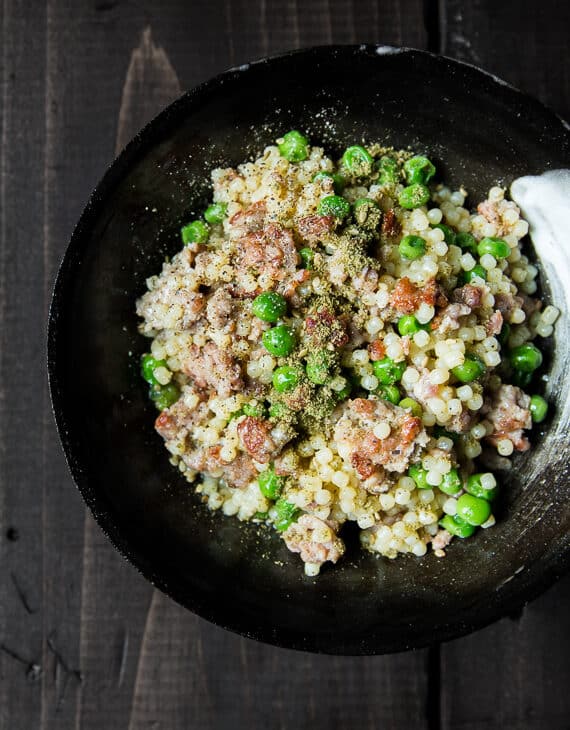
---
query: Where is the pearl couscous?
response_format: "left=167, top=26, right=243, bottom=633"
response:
left=136, top=132, right=557, bottom=576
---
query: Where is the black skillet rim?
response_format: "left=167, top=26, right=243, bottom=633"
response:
left=47, top=44, right=570, bottom=655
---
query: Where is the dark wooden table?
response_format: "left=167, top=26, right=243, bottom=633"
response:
left=1, top=1, right=569, bottom=728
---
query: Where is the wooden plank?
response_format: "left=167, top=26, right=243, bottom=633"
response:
left=0, top=2, right=47, bottom=729
left=440, top=2, right=570, bottom=728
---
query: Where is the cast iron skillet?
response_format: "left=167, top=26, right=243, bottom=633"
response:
left=48, top=45, right=570, bottom=654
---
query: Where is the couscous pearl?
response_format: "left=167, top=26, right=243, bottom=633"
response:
left=380, top=494, right=395, bottom=510
left=467, top=394, right=484, bottom=410
left=426, top=470, right=443, bottom=486
left=427, top=208, right=443, bottom=224
left=361, top=374, right=379, bottom=391
left=413, top=330, right=430, bottom=348
left=480, top=253, right=497, bottom=270
left=394, top=489, right=411, bottom=505
left=541, top=305, right=560, bottom=325
left=481, top=515, right=496, bottom=529
left=497, top=438, right=514, bottom=456
left=373, top=422, right=392, bottom=440
left=483, top=351, right=501, bottom=367
left=511, top=308, right=526, bottom=324
left=416, top=303, right=435, bottom=324
left=442, top=498, right=458, bottom=516
left=470, top=423, right=487, bottom=439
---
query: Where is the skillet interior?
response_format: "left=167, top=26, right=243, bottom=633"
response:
left=48, top=45, right=570, bottom=654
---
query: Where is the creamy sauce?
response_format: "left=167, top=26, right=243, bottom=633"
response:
left=510, top=169, right=570, bottom=308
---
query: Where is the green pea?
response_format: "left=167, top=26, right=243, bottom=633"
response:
left=354, top=197, right=378, bottom=210
left=306, top=350, right=332, bottom=385
left=274, top=498, right=301, bottom=532
left=461, top=264, right=487, bottom=283
left=258, top=467, right=284, bottom=500
left=262, top=325, right=296, bottom=357
left=377, top=384, right=400, bottom=405
left=397, top=314, right=423, bottom=335
left=273, top=366, right=301, bottom=393
left=141, top=354, right=169, bottom=386
left=181, top=220, right=209, bottom=245
left=242, top=402, right=268, bottom=419
left=477, top=237, right=511, bottom=259
left=509, top=343, right=543, bottom=373
left=149, top=382, right=180, bottom=410
left=269, top=402, right=291, bottom=420
left=404, top=155, right=436, bottom=185
left=456, top=493, right=492, bottom=526
left=299, top=247, right=314, bottom=270
left=317, top=195, right=351, bottom=219
left=253, top=511, right=268, bottom=521
left=465, top=474, right=497, bottom=501
left=497, top=322, right=511, bottom=346
left=433, top=223, right=456, bottom=246
left=312, top=171, right=345, bottom=192
left=251, top=291, right=287, bottom=322
left=203, top=202, right=227, bottom=224
left=341, top=145, right=374, bottom=176
left=376, top=155, right=400, bottom=185
left=455, top=232, right=478, bottom=255
left=372, top=357, right=406, bottom=385
left=399, top=397, right=422, bottom=417
left=398, top=183, right=430, bottom=210
left=439, top=513, right=476, bottom=538
left=278, top=130, right=309, bottom=162
left=529, top=394, right=548, bottom=423
left=512, top=370, right=532, bottom=388
left=439, top=468, right=462, bottom=495
left=451, top=354, right=486, bottom=383
left=408, top=463, right=430, bottom=490
left=399, top=234, right=426, bottom=260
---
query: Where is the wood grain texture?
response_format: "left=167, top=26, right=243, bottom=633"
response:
left=0, top=1, right=569, bottom=728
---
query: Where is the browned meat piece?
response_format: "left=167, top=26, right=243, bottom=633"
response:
left=477, top=198, right=521, bottom=237
left=381, top=208, right=400, bottom=239
left=281, top=269, right=311, bottom=307
left=296, top=214, right=335, bottom=243
left=352, top=266, right=379, bottom=292
left=391, top=276, right=436, bottom=314
left=228, top=200, right=267, bottom=234
left=283, top=515, right=345, bottom=567
left=334, top=397, right=429, bottom=476
left=486, top=310, right=504, bottom=336
left=237, top=416, right=277, bottom=463
left=154, top=390, right=207, bottom=443
left=446, top=408, right=474, bottom=434
left=368, top=339, right=386, bottom=361
left=235, top=223, right=298, bottom=290
left=495, top=292, right=524, bottom=320
left=411, top=368, right=440, bottom=404
left=304, top=309, right=349, bottom=347
left=477, top=199, right=500, bottom=226
left=431, top=302, right=471, bottom=334
left=182, top=342, right=243, bottom=398
left=184, top=445, right=258, bottom=489
left=281, top=382, right=312, bottom=412
left=432, top=529, right=452, bottom=550
left=483, top=384, right=532, bottom=452
left=452, top=284, right=483, bottom=309
left=205, top=285, right=236, bottom=330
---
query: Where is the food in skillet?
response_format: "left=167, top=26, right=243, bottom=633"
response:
left=136, top=131, right=557, bottom=575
